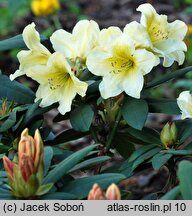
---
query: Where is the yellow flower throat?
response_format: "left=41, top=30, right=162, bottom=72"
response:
left=108, top=45, right=134, bottom=74
left=148, top=23, right=169, bottom=43
left=48, top=73, right=70, bottom=90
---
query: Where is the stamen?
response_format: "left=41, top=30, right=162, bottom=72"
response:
left=149, top=23, right=169, bottom=43
left=48, top=73, right=70, bottom=90
left=108, top=57, right=133, bottom=74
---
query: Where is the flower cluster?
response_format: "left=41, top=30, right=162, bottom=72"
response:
left=11, top=3, right=187, bottom=115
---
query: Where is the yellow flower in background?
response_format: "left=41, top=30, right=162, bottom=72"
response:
left=27, top=52, right=88, bottom=115
left=124, top=3, right=187, bottom=67
left=50, top=20, right=100, bottom=62
left=177, top=91, right=192, bottom=119
left=3, top=129, right=52, bottom=198
left=10, top=23, right=51, bottom=80
left=87, top=30, right=159, bottom=99
left=31, top=0, right=60, bottom=16
left=185, top=24, right=192, bottom=47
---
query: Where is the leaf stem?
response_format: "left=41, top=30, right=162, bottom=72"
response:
left=52, top=14, right=62, bottom=29
left=90, top=126, right=99, bottom=143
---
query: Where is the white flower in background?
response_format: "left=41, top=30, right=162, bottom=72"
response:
left=50, top=20, right=100, bottom=62
left=87, top=29, right=159, bottom=99
left=27, top=52, right=88, bottom=115
left=124, top=3, right=187, bottom=67
left=177, top=91, right=192, bottom=119
left=10, top=23, right=51, bottom=80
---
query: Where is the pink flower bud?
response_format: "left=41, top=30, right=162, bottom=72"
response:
left=18, top=128, right=43, bottom=172
left=19, top=154, right=35, bottom=182
left=105, top=183, right=121, bottom=200
left=3, top=156, right=14, bottom=178
left=3, top=128, right=45, bottom=198
left=88, top=184, right=106, bottom=200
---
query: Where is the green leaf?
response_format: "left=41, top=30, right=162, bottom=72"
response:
left=160, top=186, right=180, bottom=200
left=43, top=144, right=98, bottom=184
left=41, top=192, right=76, bottom=200
left=145, top=66, right=192, bottom=89
left=0, top=74, right=35, bottom=104
left=127, top=127, right=161, bottom=145
left=147, top=98, right=180, bottom=114
left=0, top=34, right=47, bottom=51
left=112, top=132, right=135, bottom=159
left=163, top=149, right=192, bottom=155
left=152, top=153, right=172, bottom=170
left=122, top=97, right=148, bottom=130
left=119, top=160, right=134, bottom=178
left=70, top=104, right=94, bottom=132
left=0, top=194, right=13, bottom=200
left=46, top=129, right=89, bottom=145
left=176, top=119, right=192, bottom=143
left=132, top=147, right=161, bottom=170
left=62, top=173, right=125, bottom=199
left=68, top=156, right=110, bottom=173
left=36, top=183, right=53, bottom=196
left=19, top=101, right=56, bottom=132
left=129, top=144, right=158, bottom=162
left=44, top=146, right=53, bottom=176
left=0, top=112, right=16, bottom=132
left=0, top=171, right=7, bottom=178
left=178, top=160, right=192, bottom=199
left=0, top=144, right=10, bottom=154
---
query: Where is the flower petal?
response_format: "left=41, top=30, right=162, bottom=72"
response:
left=50, top=29, right=77, bottom=59
left=99, top=73, right=124, bottom=99
left=99, top=27, right=122, bottom=49
left=51, top=20, right=100, bottom=60
left=137, top=3, right=157, bottom=27
left=70, top=74, right=88, bottom=97
left=123, top=21, right=152, bottom=48
left=122, top=70, right=144, bottom=99
left=23, top=23, right=50, bottom=54
left=87, top=48, right=112, bottom=76
left=72, top=20, right=100, bottom=58
left=134, top=49, right=159, bottom=75
left=177, top=91, right=192, bottom=119
left=169, top=20, right=188, bottom=40
left=58, top=80, right=77, bottom=115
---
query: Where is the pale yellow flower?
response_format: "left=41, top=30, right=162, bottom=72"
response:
left=87, top=29, right=159, bottom=99
left=50, top=20, right=100, bottom=62
left=177, top=91, right=192, bottom=119
left=27, top=52, right=88, bottom=115
left=31, top=0, right=60, bottom=16
left=124, top=3, right=187, bottom=67
left=10, top=23, right=51, bottom=80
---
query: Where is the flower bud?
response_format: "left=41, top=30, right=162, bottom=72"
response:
left=19, top=154, right=35, bottom=182
left=3, top=128, right=47, bottom=198
left=88, top=183, right=121, bottom=200
left=106, top=183, right=121, bottom=200
left=18, top=128, right=44, bottom=176
left=88, top=184, right=106, bottom=200
left=160, top=122, right=178, bottom=149
left=0, top=99, right=14, bottom=118
left=3, top=156, right=14, bottom=179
